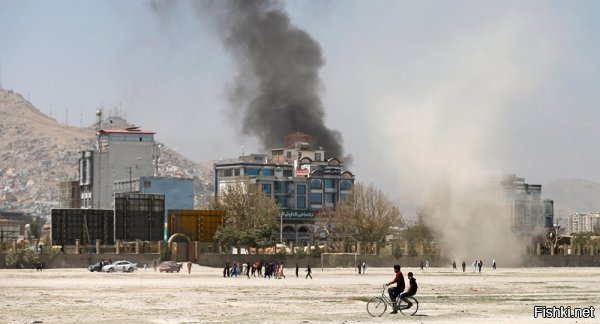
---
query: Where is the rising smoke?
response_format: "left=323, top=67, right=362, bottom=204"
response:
left=371, top=11, right=560, bottom=266
left=189, top=0, right=346, bottom=159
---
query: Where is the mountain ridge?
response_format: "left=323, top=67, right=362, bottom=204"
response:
left=0, top=87, right=212, bottom=216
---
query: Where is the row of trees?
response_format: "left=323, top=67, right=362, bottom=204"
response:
left=211, top=181, right=405, bottom=253
left=570, top=232, right=600, bottom=254
left=210, top=183, right=279, bottom=253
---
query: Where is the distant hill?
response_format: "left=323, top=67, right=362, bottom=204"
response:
left=543, top=179, right=600, bottom=222
left=0, top=87, right=212, bottom=217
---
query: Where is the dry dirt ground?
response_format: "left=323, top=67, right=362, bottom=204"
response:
left=1, top=265, right=599, bottom=323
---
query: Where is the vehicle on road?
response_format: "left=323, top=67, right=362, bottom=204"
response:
left=102, top=260, right=138, bottom=273
left=87, top=262, right=103, bottom=272
left=159, top=261, right=182, bottom=273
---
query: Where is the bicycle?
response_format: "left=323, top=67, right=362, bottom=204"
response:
left=366, top=284, right=419, bottom=317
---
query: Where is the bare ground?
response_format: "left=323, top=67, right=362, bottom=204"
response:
left=1, top=266, right=599, bottom=323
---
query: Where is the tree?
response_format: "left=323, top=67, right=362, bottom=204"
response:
left=213, top=226, right=239, bottom=253
left=334, top=182, right=403, bottom=248
left=29, top=217, right=42, bottom=240
left=211, top=182, right=279, bottom=252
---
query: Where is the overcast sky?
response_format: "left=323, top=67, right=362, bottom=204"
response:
left=2, top=0, right=600, bottom=204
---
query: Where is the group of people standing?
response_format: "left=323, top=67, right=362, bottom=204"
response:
left=453, top=259, right=497, bottom=272
left=223, top=260, right=313, bottom=279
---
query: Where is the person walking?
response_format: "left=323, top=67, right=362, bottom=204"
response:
left=144, top=261, right=148, bottom=272
left=452, top=260, right=457, bottom=270
left=187, top=261, right=192, bottom=274
left=420, top=260, right=424, bottom=270
left=277, top=263, right=286, bottom=279
left=492, top=259, right=496, bottom=270
left=295, top=263, right=299, bottom=278
left=362, top=262, right=368, bottom=275
left=461, top=260, right=466, bottom=272
left=305, top=264, right=312, bottom=279
left=478, top=260, right=483, bottom=273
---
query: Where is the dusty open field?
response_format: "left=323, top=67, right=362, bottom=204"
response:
left=0, top=265, right=599, bottom=323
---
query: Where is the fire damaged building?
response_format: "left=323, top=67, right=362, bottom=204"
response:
left=214, top=132, right=354, bottom=244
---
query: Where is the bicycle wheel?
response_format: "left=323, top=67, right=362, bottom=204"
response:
left=399, top=296, right=418, bottom=316
left=366, top=297, right=387, bottom=317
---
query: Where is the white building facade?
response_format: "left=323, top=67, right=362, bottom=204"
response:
left=568, top=213, right=600, bottom=234
left=79, top=128, right=158, bottom=209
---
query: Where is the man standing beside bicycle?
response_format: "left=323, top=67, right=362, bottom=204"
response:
left=385, top=264, right=405, bottom=314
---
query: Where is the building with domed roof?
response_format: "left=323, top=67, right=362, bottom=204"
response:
left=214, top=132, right=354, bottom=244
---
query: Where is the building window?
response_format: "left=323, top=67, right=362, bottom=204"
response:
left=144, top=180, right=151, bottom=188
left=297, top=184, right=306, bottom=194
left=340, top=180, right=352, bottom=190
left=246, top=168, right=259, bottom=176
left=298, top=152, right=302, bottom=158
left=283, top=169, right=293, bottom=177
left=325, top=193, right=335, bottom=204
left=274, top=181, right=286, bottom=193
left=315, top=152, right=321, bottom=161
left=263, top=168, right=274, bottom=176
left=324, top=179, right=335, bottom=189
left=311, top=179, right=321, bottom=189
left=297, top=196, right=306, bottom=209
left=286, top=151, right=292, bottom=158
left=223, top=169, right=232, bottom=177
left=234, top=169, right=240, bottom=176
left=310, top=193, right=322, bottom=204
left=275, top=196, right=287, bottom=207
left=262, top=183, right=271, bottom=194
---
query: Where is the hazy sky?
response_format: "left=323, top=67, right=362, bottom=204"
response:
left=2, top=0, right=600, bottom=204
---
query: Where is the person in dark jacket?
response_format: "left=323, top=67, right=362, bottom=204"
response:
left=305, top=264, right=312, bottom=279
left=399, top=272, right=418, bottom=309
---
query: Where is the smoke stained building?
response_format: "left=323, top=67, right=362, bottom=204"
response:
left=214, top=132, right=354, bottom=244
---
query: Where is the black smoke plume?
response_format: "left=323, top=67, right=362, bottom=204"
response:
left=194, top=0, right=346, bottom=159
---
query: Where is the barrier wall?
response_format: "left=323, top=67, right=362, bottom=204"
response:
left=1, top=253, right=598, bottom=269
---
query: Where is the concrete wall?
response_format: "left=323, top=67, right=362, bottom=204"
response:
left=0, top=253, right=160, bottom=269
left=1, top=253, right=598, bottom=269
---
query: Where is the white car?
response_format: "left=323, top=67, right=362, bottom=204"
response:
left=102, top=260, right=138, bottom=273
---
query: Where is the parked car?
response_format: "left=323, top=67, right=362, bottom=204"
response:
left=159, top=261, right=182, bottom=273
left=87, top=262, right=102, bottom=272
left=102, top=260, right=137, bottom=273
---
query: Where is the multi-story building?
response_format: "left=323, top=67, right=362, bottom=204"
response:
left=79, top=128, right=158, bottom=209
left=543, top=199, right=554, bottom=228
left=568, top=213, right=600, bottom=234
left=500, top=174, right=552, bottom=236
left=214, top=132, right=354, bottom=244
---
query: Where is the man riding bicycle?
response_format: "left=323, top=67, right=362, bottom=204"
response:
left=385, top=264, right=405, bottom=314
left=399, top=272, right=418, bottom=309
